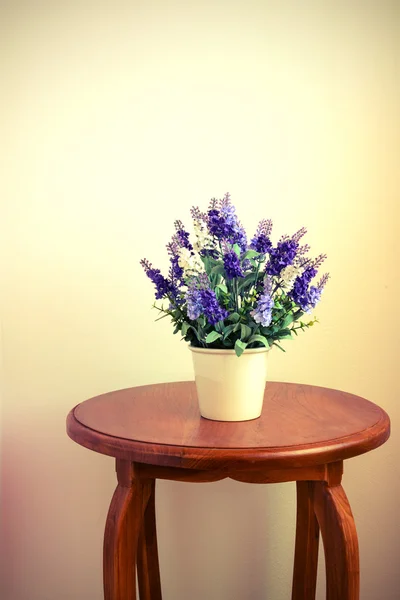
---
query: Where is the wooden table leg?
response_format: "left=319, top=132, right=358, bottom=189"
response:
left=103, top=461, right=150, bottom=600
left=313, top=482, right=359, bottom=600
left=137, top=480, right=162, bottom=600
left=292, top=481, right=320, bottom=600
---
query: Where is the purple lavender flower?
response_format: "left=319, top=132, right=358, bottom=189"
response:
left=206, top=193, right=247, bottom=250
left=185, top=277, right=228, bottom=324
left=169, top=255, right=184, bottom=280
left=166, top=239, right=184, bottom=282
left=311, top=254, right=328, bottom=270
left=292, top=227, right=307, bottom=243
left=250, top=219, right=273, bottom=253
left=186, top=283, right=203, bottom=320
left=174, top=220, right=193, bottom=251
left=316, top=273, right=330, bottom=291
left=289, top=267, right=317, bottom=311
left=308, top=286, right=322, bottom=309
left=266, top=239, right=298, bottom=276
left=251, top=276, right=274, bottom=327
left=140, top=259, right=177, bottom=300
left=199, top=288, right=228, bottom=324
left=251, top=234, right=272, bottom=253
left=223, top=250, right=244, bottom=279
left=231, top=223, right=247, bottom=252
left=207, top=208, right=235, bottom=239
left=190, top=206, right=207, bottom=223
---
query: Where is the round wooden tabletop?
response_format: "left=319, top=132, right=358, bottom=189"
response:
left=66, top=381, right=390, bottom=469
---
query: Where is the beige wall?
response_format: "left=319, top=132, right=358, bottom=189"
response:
left=1, top=1, right=399, bottom=599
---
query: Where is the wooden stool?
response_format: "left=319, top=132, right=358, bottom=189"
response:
left=66, top=381, right=390, bottom=599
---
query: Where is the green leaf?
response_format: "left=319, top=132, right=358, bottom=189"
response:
left=181, top=322, right=190, bottom=336
left=232, top=243, right=241, bottom=257
left=234, top=339, right=247, bottom=357
left=273, top=342, right=286, bottom=352
left=211, top=264, right=225, bottom=276
left=238, top=273, right=256, bottom=292
left=215, top=283, right=228, bottom=294
left=240, top=324, right=252, bottom=341
left=187, top=325, right=201, bottom=342
left=281, top=313, right=296, bottom=328
left=293, top=309, right=304, bottom=320
left=260, top=326, right=272, bottom=336
left=155, top=312, right=170, bottom=322
left=222, top=324, right=235, bottom=339
left=198, top=316, right=206, bottom=328
left=228, top=312, right=240, bottom=323
left=276, top=329, right=292, bottom=340
left=248, top=334, right=270, bottom=348
left=205, top=331, right=223, bottom=344
left=242, top=250, right=259, bottom=260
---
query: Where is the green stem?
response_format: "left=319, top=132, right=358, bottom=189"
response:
left=246, top=260, right=261, bottom=303
left=234, top=278, right=239, bottom=312
left=272, top=279, right=283, bottom=294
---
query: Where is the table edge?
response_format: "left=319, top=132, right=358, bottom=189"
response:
left=66, top=405, right=391, bottom=470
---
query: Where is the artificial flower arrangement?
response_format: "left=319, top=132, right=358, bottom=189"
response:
left=141, top=193, right=329, bottom=358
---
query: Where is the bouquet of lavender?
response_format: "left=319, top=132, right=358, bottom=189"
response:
left=141, top=193, right=329, bottom=357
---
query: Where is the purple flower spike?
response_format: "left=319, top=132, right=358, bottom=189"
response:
left=220, top=192, right=231, bottom=207
left=250, top=218, right=273, bottom=253
left=311, top=254, right=328, bottom=270
left=223, top=250, right=244, bottom=279
left=308, top=286, right=322, bottom=309
left=316, top=273, right=330, bottom=291
left=208, top=197, right=218, bottom=211
left=289, top=267, right=318, bottom=311
left=266, top=239, right=298, bottom=276
left=140, top=259, right=177, bottom=300
left=251, top=276, right=274, bottom=327
left=292, top=227, right=307, bottom=243
left=169, top=255, right=184, bottom=280
left=250, top=234, right=272, bottom=253
left=190, top=206, right=207, bottom=223
left=199, top=288, right=228, bottom=324
left=206, top=193, right=247, bottom=250
left=185, top=277, right=228, bottom=324
left=174, top=220, right=193, bottom=251
left=186, top=282, right=203, bottom=320
left=207, top=208, right=235, bottom=239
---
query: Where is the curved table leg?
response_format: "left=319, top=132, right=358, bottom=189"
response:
left=313, top=482, right=359, bottom=600
left=103, top=461, right=151, bottom=600
left=292, top=481, right=320, bottom=600
left=137, top=479, right=162, bottom=600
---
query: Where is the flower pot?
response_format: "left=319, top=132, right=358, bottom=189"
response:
left=189, top=346, right=269, bottom=421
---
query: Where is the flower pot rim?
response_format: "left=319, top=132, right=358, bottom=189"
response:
left=189, top=345, right=269, bottom=356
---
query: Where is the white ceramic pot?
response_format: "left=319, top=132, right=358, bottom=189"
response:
left=189, top=346, right=269, bottom=422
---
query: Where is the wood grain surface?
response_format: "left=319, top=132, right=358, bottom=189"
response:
left=67, top=381, right=390, bottom=470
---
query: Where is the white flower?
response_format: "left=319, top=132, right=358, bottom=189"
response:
left=192, top=220, right=214, bottom=253
left=280, top=265, right=303, bottom=291
left=178, top=247, right=204, bottom=276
